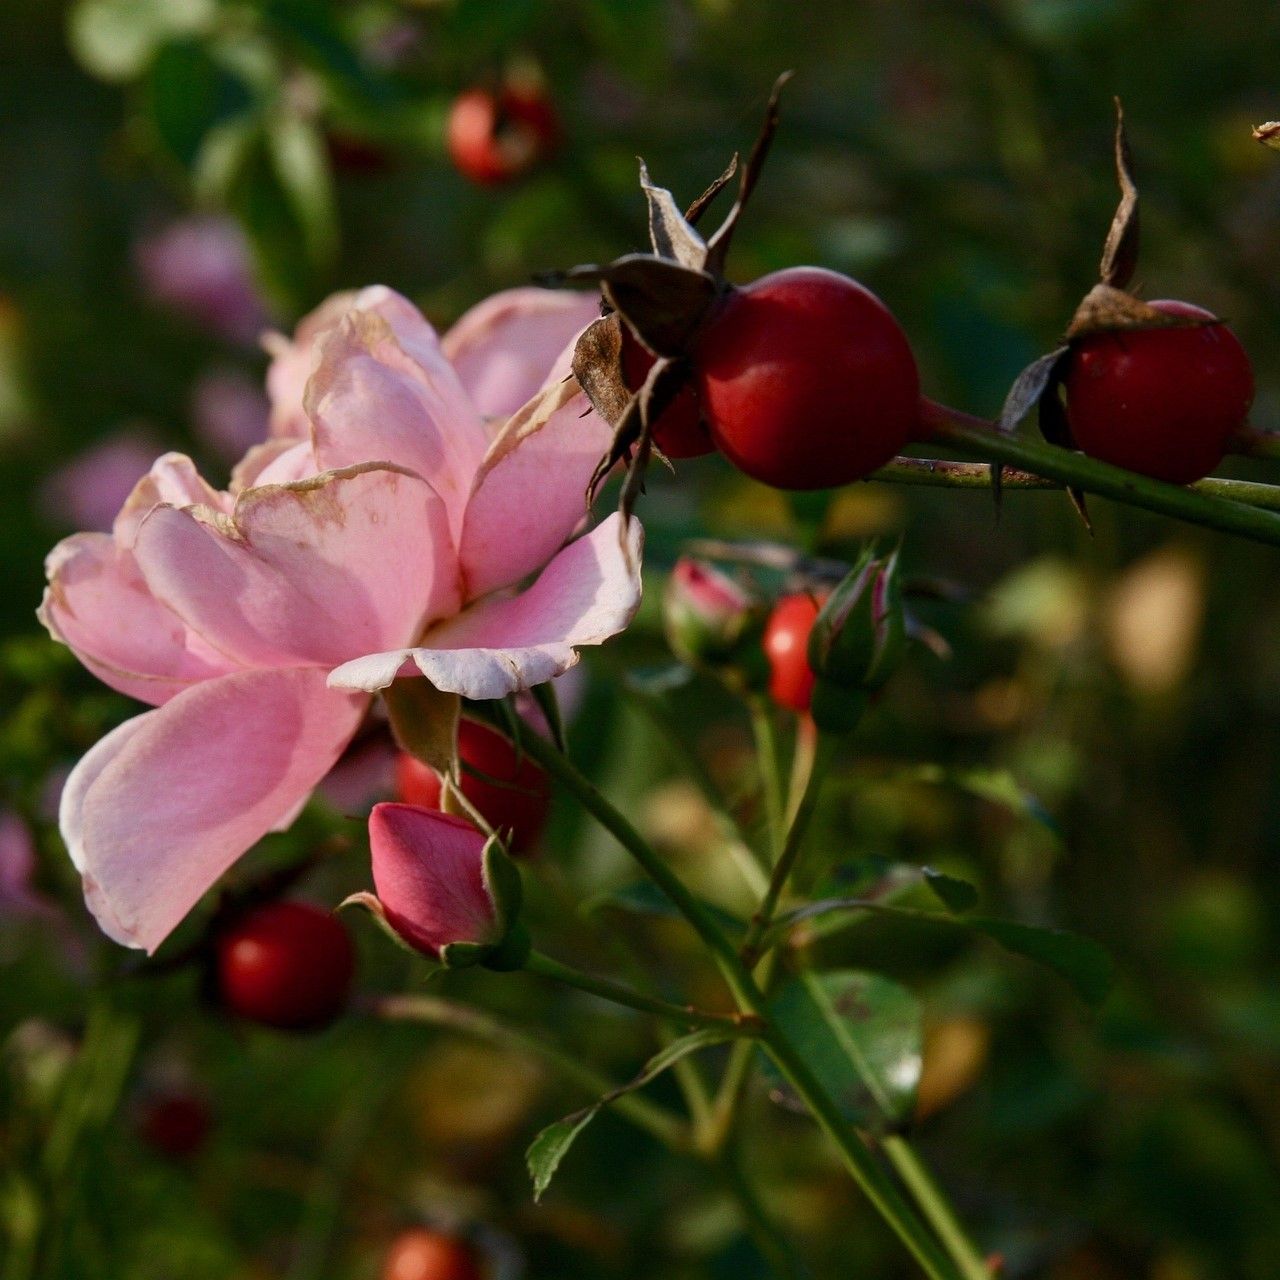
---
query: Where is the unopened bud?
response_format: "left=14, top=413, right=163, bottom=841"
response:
left=663, top=558, right=766, bottom=679
left=807, top=546, right=906, bottom=733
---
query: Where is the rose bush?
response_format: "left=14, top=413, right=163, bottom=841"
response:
left=38, top=285, right=640, bottom=953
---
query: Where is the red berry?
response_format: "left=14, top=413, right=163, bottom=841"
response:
left=395, top=720, right=551, bottom=856
left=381, top=1229, right=484, bottom=1280
left=1063, top=300, right=1254, bottom=485
left=620, top=327, right=715, bottom=458
left=693, top=267, right=919, bottom=490
left=138, top=1091, right=212, bottom=1160
left=215, top=901, right=354, bottom=1031
left=446, top=84, right=558, bottom=186
left=763, top=593, right=824, bottom=713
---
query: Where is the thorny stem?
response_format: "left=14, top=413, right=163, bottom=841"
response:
left=512, top=721, right=977, bottom=1278
left=524, top=949, right=761, bottom=1033
left=918, top=399, right=1280, bottom=547
left=869, top=453, right=1280, bottom=510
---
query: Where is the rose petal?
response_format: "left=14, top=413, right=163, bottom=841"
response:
left=305, top=298, right=489, bottom=536
left=133, top=464, right=459, bottom=669
left=458, top=370, right=611, bottom=599
left=113, top=453, right=229, bottom=547
left=369, top=803, right=496, bottom=956
left=442, top=287, right=599, bottom=419
left=230, top=438, right=317, bottom=492
left=61, top=668, right=367, bottom=952
left=328, top=513, right=643, bottom=699
left=39, top=534, right=239, bottom=705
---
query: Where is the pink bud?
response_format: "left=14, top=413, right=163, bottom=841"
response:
left=369, top=804, right=499, bottom=958
left=663, top=557, right=762, bottom=667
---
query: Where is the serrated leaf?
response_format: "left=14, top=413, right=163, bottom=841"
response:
left=526, top=1028, right=736, bottom=1200
left=922, top=868, right=979, bottom=913
left=527, top=1111, right=595, bottom=1201
left=766, top=971, right=922, bottom=1132
left=969, top=917, right=1114, bottom=1006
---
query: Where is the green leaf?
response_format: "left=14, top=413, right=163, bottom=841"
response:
left=68, top=0, right=215, bottom=82
left=144, top=40, right=251, bottom=168
left=766, top=971, right=922, bottom=1132
left=527, top=1111, right=596, bottom=1202
left=525, top=1028, right=735, bottom=1201
left=892, top=765, right=1061, bottom=837
left=922, top=868, right=980, bottom=913
left=969, top=917, right=1115, bottom=1006
left=266, top=112, right=338, bottom=266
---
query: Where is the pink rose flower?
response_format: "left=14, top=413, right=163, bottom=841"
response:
left=39, top=285, right=634, bottom=953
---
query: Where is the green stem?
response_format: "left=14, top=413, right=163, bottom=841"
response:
left=761, top=1032, right=959, bottom=1280
left=741, top=732, right=840, bottom=966
left=749, top=696, right=787, bottom=860
left=869, top=453, right=1280, bottom=510
left=919, top=398, right=1280, bottom=547
left=884, top=1138, right=991, bottom=1280
left=514, top=725, right=970, bottom=1278
left=525, top=950, right=760, bottom=1033
left=372, top=995, right=688, bottom=1150
left=511, top=723, right=758, bottom=1009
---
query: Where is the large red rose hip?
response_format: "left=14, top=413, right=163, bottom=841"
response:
left=693, top=267, right=919, bottom=490
left=1063, top=300, right=1254, bottom=485
left=215, top=901, right=354, bottom=1031
left=395, top=720, right=551, bottom=856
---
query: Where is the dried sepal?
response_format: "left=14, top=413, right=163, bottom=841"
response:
left=1253, top=120, right=1280, bottom=149
left=704, top=70, right=794, bottom=277
left=1065, top=283, right=1218, bottom=340
left=685, top=154, right=740, bottom=226
left=994, top=346, right=1069, bottom=506
left=572, top=314, right=630, bottom=427
left=1100, top=98, right=1140, bottom=290
left=639, top=160, right=708, bottom=270
left=599, top=255, right=719, bottom=356
left=1036, top=364, right=1092, bottom=531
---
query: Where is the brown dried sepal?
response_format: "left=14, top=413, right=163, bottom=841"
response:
left=1065, top=284, right=1220, bottom=340
left=572, top=314, right=630, bottom=428
left=1100, top=98, right=1139, bottom=290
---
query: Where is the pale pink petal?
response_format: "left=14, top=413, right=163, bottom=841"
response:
left=442, top=287, right=600, bottom=419
left=369, top=803, right=496, bottom=957
left=133, top=464, right=458, bottom=670
left=39, top=534, right=240, bottom=705
left=60, top=668, right=367, bottom=952
left=328, top=513, right=643, bottom=699
left=229, top=438, right=317, bottom=492
left=305, top=304, right=489, bottom=536
left=113, top=453, right=229, bottom=547
left=264, top=290, right=359, bottom=439
left=458, top=372, right=611, bottom=599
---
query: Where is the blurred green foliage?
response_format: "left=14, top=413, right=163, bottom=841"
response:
left=5, top=1, right=1280, bottom=1278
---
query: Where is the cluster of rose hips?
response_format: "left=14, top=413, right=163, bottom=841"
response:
left=562, top=82, right=1255, bottom=509
left=446, top=74, right=559, bottom=187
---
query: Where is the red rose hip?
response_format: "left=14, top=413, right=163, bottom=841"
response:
left=446, top=84, right=558, bottom=186
left=1063, top=300, right=1254, bottom=485
left=763, top=592, right=824, bottom=713
left=215, top=901, right=354, bottom=1031
left=694, top=267, right=919, bottom=490
left=395, top=720, right=551, bottom=856
left=381, top=1229, right=484, bottom=1280
left=620, top=327, right=715, bottom=458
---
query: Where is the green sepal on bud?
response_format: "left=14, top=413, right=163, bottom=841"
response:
left=663, top=557, right=769, bottom=688
left=807, top=545, right=906, bottom=735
